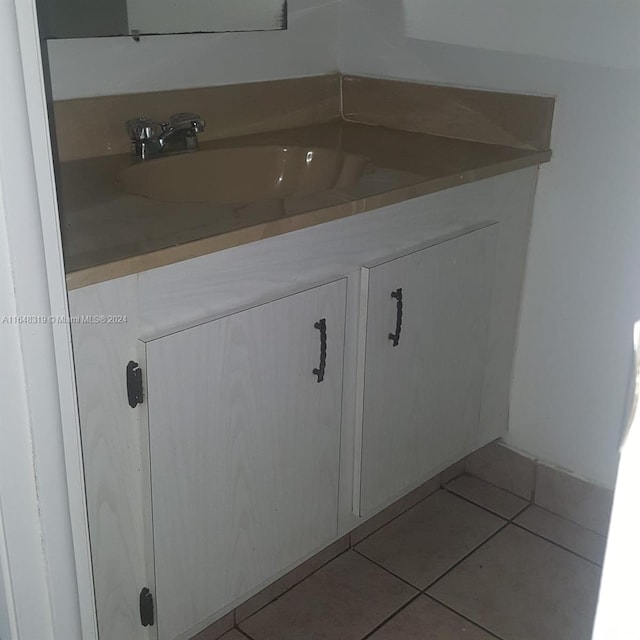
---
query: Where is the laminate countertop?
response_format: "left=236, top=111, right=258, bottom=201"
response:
left=60, top=120, right=551, bottom=290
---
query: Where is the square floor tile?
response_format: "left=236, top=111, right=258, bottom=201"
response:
left=369, top=595, right=495, bottom=639
left=238, top=551, right=416, bottom=640
left=356, top=490, right=504, bottom=588
left=515, top=505, right=606, bottom=565
left=446, top=474, right=528, bottom=519
left=428, top=525, right=601, bottom=640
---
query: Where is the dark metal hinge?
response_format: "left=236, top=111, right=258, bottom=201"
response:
left=127, top=361, right=144, bottom=408
left=139, top=587, right=154, bottom=627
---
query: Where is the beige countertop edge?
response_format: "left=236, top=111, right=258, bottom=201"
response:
left=65, top=149, right=551, bottom=291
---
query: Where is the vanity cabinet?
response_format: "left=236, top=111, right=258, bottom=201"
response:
left=142, top=279, right=347, bottom=640
left=68, top=168, right=540, bottom=640
left=356, top=225, right=498, bottom=515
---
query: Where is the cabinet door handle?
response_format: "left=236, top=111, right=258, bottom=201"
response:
left=313, top=318, right=327, bottom=383
left=388, top=288, right=403, bottom=347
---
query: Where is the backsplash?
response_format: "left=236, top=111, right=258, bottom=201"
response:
left=342, top=75, right=554, bottom=151
left=52, top=74, right=554, bottom=162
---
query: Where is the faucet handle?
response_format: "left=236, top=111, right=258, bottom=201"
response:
left=169, top=112, right=206, bottom=133
left=125, top=116, right=160, bottom=141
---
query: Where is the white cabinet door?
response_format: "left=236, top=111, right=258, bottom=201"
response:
left=357, top=226, right=497, bottom=516
left=144, top=279, right=346, bottom=640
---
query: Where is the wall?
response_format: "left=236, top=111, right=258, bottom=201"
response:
left=402, top=0, right=640, bottom=71
left=46, top=0, right=339, bottom=99
left=339, top=0, right=640, bottom=489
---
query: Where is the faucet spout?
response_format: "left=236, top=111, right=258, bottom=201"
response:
left=125, top=112, right=206, bottom=160
left=158, top=112, right=206, bottom=151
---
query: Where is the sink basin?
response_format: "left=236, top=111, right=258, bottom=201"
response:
left=120, top=145, right=371, bottom=205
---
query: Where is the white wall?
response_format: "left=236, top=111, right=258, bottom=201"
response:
left=339, top=0, right=640, bottom=489
left=46, top=0, right=339, bottom=99
left=403, top=0, right=640, bottom=71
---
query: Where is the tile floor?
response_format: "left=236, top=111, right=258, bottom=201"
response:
left=220, top=475, right=606, bottom=640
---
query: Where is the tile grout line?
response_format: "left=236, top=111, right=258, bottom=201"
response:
left=441, top=485, right=528, bottom=521
left=234, top=551, right=424, bottom=640
left=233, top=544, right=352, bottom=626
left=460, top=474, right=605, bottom=568
left=510, top=521, right=603, bottom=567
left=352, top=547, right=424, bottom=592
left=445, top=472, right=534, bottom=503
left=421, top=519, right=511, bottom=593
left=527, top=503, right=610, bottom=538
left=511, top=503, right=531, bottom=520
left=414, top=522, right=513, bottom=637
left=419, top=487, right=532, bottom=595
left=355, top=514, right=513, bottom=599
left=353, top=487, right=523, bottom=600
left=464, top=463, right=610, bottom=538
left=233, top=626, right=258, bottom=640
left=424, top=593, right=506, bottom=640
left=419, top=497, right=602, bottom=638
left=350, top=479, right=444, bottom=548
left=358, top=592, right=424, bottom=640
left=351, top=467, right=510, bottom=551
left=447, top=473, right=609, bottom=541
left=352, top=467, right=482, bottom=551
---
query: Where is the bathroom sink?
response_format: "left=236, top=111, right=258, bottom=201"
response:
left=119, top=145, right=371, bottom=205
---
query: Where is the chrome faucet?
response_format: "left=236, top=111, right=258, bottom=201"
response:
left=125, top=112, right=206, bottom=160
